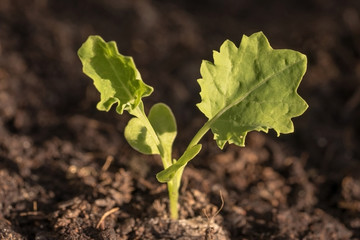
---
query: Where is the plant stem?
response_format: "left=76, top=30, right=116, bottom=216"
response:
left=187, top=120, right=212, bottom=149
left=131, top=104, right=179, bottom=218
left=166, top=121, right=214, bottom=220
left=167, top=173, right=180, bottom=219
left=131, top=104, right=216, bottom=220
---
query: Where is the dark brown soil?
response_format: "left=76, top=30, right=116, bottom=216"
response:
left=1, top=0, right=360, bottom=239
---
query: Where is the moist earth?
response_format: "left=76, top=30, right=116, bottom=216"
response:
left=0, top=0, right=360, bottom=239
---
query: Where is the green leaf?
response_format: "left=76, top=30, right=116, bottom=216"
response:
left=78, top=35, right=153, bottom=114
left=197, top=32, right=308, bottom=148
left=124, top=104, right=159, bottom=155
left=124, top=117, right=159, bottom=154
left=124, top=103, right=177, bottom=156
left=156, top=144, right=202, bottom=183
left=148, top=103, right=177, bottom=157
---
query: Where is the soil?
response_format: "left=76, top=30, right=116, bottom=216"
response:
left=1, top=0, right=360, bottom=239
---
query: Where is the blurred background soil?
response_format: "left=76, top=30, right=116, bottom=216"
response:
left=0, top=0, right=360, bottom=239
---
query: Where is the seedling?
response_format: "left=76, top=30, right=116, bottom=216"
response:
left=78, top=32, right=308, bottom=219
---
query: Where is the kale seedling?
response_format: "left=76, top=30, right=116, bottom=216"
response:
left=78, top=32, right=308, bottom=219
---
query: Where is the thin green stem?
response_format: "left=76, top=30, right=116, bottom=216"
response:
left=187, top=120, right=212, bottom=149
left=166, top=120, right=214, bottom=219
left=130, top=104, right=217, bottom=220
left=130, top=104, right=178, bottom=218
left=185, top=100, right=234, bottom=151
left=167, top=174, right=180, bottom=219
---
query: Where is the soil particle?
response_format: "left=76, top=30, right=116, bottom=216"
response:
left=98, top=228, right=117, bottom=240
left=277, top=208, right=353, bottom=239
left=143, top=217, right=229, bottom=240
left=0, top=218, right=24, bottom=240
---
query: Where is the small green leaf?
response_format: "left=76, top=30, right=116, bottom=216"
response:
left=124, top=103, right=177, bottom=156
left=197, top=32, right=308, bottom=148
left=124, top=117, right=159, bottom=155
left=78, top=35, right=153, bottom=114
left=156, top=144, right=202, bottom=183
left=148, top=103, right=177, bottom=157
left=124, top=117, right=159, bottom=154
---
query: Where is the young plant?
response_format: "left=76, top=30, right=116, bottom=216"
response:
left=78, top=32, right=308, bottom=220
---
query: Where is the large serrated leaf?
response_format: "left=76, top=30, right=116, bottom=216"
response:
left=197, top=32, right=308, bottom=148
left=78, top=35, right=153, bottom=114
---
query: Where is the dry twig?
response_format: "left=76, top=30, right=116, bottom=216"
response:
left=96, top=207, right=120, bottom=230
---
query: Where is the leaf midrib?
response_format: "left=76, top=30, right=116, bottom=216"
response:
left=207, top=57, right=305, bottom=128
left=99, top=43, right=133, bottom=101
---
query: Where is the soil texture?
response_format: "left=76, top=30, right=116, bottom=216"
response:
left=1, top=0, right=360, bottom=239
